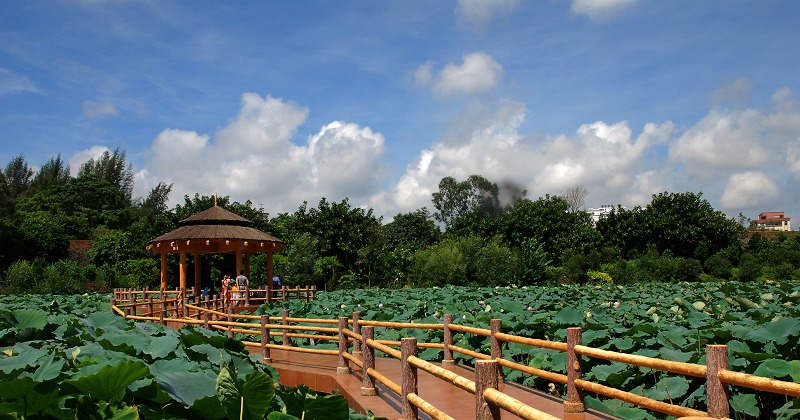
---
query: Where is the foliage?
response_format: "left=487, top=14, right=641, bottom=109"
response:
left=265, top=281, right=800, bottom=419
left=0, top=293, right=377, bottom=420
left=77, top=147, right=135, bottom=201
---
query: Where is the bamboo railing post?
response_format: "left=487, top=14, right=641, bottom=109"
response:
left=281, top=309, right=289, bottom=346
left=353, top=311, right=363, bottom=358
left=159, top=300, right=166, bottom=326
left=305, top=285, right=312, bottom=303
left=565, top=327, right=585, bottom=413
left=311, top=285, right=317, bottom=300
left=443, top=313, right=455, bottom=366
left=337, top=316, right=350, bottom=374
left=182, top=298, right=189, bottom=317
left=361, top=326, right=377, bottom=396
left=475, top=360, right=501, bottom=420
left=245, top=284, right=250, bottom=305
left=707, top=344, right=730, bottom=418
left=203, top=311, right=210, bottom=330
left=401, top=337, right=419, bottom=420
left=282, top=286, right=287, bottom=302
left=109, top=296, right=116, bottom=314
left=266, top=282, right=272, bottom=304
left=261, top=315, right=272, bottom=363
left=160, top=286, right=166, bottom=318
left=131, top=293, right=138, bottom=316
left=148, top=294, right=154, bottom=317
left=227, top=306, right=234, bottom=338
left=490, top=318, right=503, bottom=383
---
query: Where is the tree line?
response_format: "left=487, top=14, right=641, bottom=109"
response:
left=1, top=152, right=797, bottom=294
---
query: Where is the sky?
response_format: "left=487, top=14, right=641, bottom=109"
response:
left=2, top=0, right=800, bottom=224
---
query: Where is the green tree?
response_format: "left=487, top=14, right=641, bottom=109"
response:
left=432, top=175, right=502, bottom=230
left=283, top=232, right=318, bottom=286
left=498, top=195, right=601, bottom=266
left=410, top=241, right=467, bottom=287
left=78, top=147, right=135, bottom=201
left=597, top=192, right=741, bottom=260
left=31, top=154, right=70, bottom=193
left=384, top=208, right=439, bottom=251
left=4, top=154, right=33, bottom=198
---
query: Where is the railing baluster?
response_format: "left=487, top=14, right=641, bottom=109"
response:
left=443, top=313, right=454, bottom=366
left=261, top=315, right=272, bottom=363
left=353, top=311, right=362, bottom=358
left=361, top=326, right=377, bottom=396
left=707, top=344, right=730, bottom=418
left=337, top=316, right=350, bottom=374
left=565, top=327, right=584, bottom=413
left=282, top=309, right=289, bottom=346
left=476, top=360, right=500, bottom=420
left=401, top=337, right=418, bottom=420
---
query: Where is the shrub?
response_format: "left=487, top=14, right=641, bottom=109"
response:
left=3, top=260, right=34, bottom=294
left=704, top=253, right=733, bottom=279
left=587, top=270, right=613, bottom=284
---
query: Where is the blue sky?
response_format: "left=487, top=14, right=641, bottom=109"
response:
left=2, top=0, right=800, bottom=223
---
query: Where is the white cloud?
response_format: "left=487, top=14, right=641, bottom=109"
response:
left=456, top=0, right=519, bottom=28
left=570, top=0, right=638, bottom=21
left=0, top=68, right=41, bottom=95
left=721, top=171, right=780, bottom=209
left=383, top=99, right=674, bottom=215
left=68, top=145, right=111, bottom=175
left=82, top=100, right=119, bottom=119
left=137, top=93, right=387, bottom=215
left=415, top=52, right=504, bottom=96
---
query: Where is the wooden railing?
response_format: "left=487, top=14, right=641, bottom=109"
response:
left=112, top=285, right=317, bottom=317
left=109, top=296, right=800, bottom=420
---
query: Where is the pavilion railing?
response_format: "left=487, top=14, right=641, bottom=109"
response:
left=109, top=298, right=800, bottom=420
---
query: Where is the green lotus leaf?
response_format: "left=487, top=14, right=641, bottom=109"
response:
left=752, top=359, right=800, bottom=381
left=145, top=335, right=181, bottom=359
left=216, top=366, right=275, bottom=420
left=99, top=333, right=151, bottom=355
left=67, top=361, right=149, bottom=402
left=155, top=370, right=216, bottom=407
left=747, top=317, right=800, bottom=345
left=554, top=307, right=583, bottom=326
left=267, top=412, right=301, bottom=420
left=189, top=395, right=227, bottom=420
left=31, top=351, right=65, bottom=382
left=644, top=376, right=690, bottom=401
left=0, top=376, right=36, bottom=400
left=730, top=392, right=759, bottom=418
left=0, top=347, right=48, bottom=374
left=11, top=309, right=48, bottom=331
left=82, top=312, right=128, bottom=334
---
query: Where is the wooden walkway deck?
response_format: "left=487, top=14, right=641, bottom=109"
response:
left=250, top=347, right=616, bottom=420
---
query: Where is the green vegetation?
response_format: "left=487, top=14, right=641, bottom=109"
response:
left=260, top=282, right=800, bottom=419
left=3, top=151, right=798, bottom=293
left=0, top=293, right=380, bottom=419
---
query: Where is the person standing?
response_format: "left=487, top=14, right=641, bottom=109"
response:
left=221, top=275, right=231, bottom=307
left=235, top=270, right=249, bottom=305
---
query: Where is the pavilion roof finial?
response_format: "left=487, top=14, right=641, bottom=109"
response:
left=214, top=193, right=218, bottom=207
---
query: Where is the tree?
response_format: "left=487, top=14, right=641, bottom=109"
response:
left=562, top=185, right=588, bottom=213
left=4, top=154, right=33, bottom=198
left=31, top=154, right=70, bottom=193
left=135, top=182, right=173, bottom=217
left=432, top=175, right=501, bottom=229
left=498, top=195, right=601, bottom=265
left=78, top=147, right=135, bottom=201
left=599, top=192, right=741, bottom=260
left=384, top=208, right=440, bottom=251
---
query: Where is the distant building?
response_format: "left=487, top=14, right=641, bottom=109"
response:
left=587, top=204, right=619, bottom=224
left=751, top=211, right=792, bottom=231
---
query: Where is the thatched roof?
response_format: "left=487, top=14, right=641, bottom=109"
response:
left=149, top=205, right=283, bottom=244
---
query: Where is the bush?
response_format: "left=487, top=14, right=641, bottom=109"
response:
left=704, top=253, right=733, bottom=279
left=3, top=260, right=34, bottom=294
left=36, top=259, right=86, bottom=294
left=736, top=253, right=762, bottom=282
left=410, top=242, right=467, bottom=287
left=675, top=258, right=702, bottom=282
left=587, top=270, right=613, bottom=284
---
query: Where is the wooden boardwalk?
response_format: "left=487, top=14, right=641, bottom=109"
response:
left=250, top=347, right=616, bottom=420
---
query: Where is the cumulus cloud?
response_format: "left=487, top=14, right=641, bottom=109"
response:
left=0, top=68, right=41, bottom=95
left=383, top=99, right=674, bottom=215
left=82, top=100, right=119, bottom=119
left=136, top=93, right=386, bottom=215
left=415, top=52, right=504, bottom=96
left=570, top=0, right=638, bottom=21
left=721, top=171, right=780, bottom=209
left=68, top=145, right=111, bottom=175
left=456, top=0, right=519, bottom=29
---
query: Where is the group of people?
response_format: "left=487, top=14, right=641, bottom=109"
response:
left=220, top=270, right=249, bottom=306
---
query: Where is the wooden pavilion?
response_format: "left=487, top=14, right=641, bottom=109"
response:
left=147, top=204, right=284, bottom=292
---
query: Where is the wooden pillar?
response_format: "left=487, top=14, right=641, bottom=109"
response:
left=565, top=327, right=585, bottom=413
left=490, top=318, right=503, bottom=383
left=361, top=326, right=377, bottom=396
left=179, top=251, right=187, bottom=291
left=281, top=309, right=289, bottom=346
left=337, top=316, right=350, bottom=374
left=235, top=250, right=243, bottom=280
left=352, top=311, right=362, bottom=358
left=476, top=360, right=500, bottom=420
left=707, top=344, right=730, bottom=418
left=193, top=253, right=201, bottom=292
left=261, top=315, right=272, bottom=363
left=160, top=253, right=168, bottom=290
left=266, top=252, right=274, bottom=286
left=401, top=337, right=418, bottom=420
left=442, top=313, right=454, bottom=366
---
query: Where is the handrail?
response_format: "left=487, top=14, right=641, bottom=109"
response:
left=111, top=290, right=800, bottom=420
